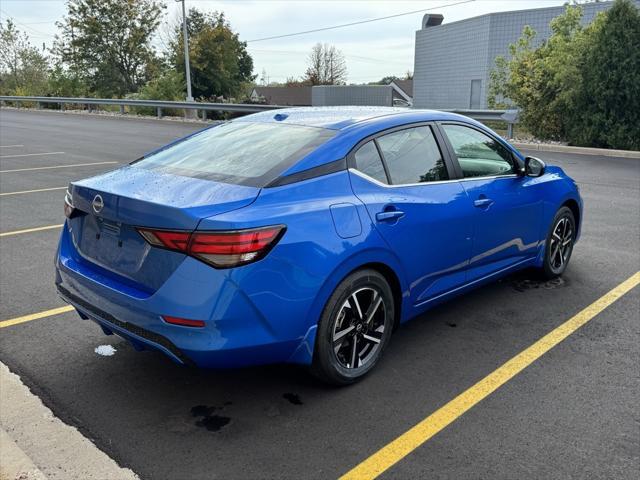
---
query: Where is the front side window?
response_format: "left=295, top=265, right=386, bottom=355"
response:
left=375, top=126, right=448, bottom=185
left=441, top=124, right=515, bottom=178
left=354, top=141, right=388, bottom=184
left=133, top=121, right=335, bottom=186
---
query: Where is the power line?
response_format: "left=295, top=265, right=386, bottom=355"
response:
left=0, top=9, right=56, bottom=38
left=246, top=0, right=475, bottom=43
left=249, top=48, right=410, bottom=64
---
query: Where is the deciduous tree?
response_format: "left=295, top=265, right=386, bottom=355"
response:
left=304, top=43, right=347, bottom=85
left=168, top=9, right=255, bottom=100
left=0, top=19, right=49, bottom=95
left=488, top=0, right=640, bottom=149
left=53, top=0, right=165, bottom=97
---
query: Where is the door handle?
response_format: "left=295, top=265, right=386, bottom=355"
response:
left=474, top=198, right=494, bottom=208
left=376, top=210, right=405, bottom=222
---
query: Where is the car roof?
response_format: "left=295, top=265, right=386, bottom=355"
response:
left=235, top=106, right=468, bottom=130
left=234, top=106, right=521, bottom=179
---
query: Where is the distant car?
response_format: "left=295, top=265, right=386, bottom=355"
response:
left=56, top=107, right=582, bottom=384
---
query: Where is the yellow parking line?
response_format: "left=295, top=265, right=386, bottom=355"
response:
left=0, top=186, right=67, bottom=196
left=0, top=306, right=74, bottom=329
left=0, top=161, right=117, bottom=173
left=340, top=271, right=640, bottom=480
left=0, top=224, right=63, bottom=237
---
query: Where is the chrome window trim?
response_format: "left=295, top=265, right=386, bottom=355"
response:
left=348, top=168, right=519, bottom=188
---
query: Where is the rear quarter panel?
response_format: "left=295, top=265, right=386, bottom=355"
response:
left=197, top=171, right=410, bottom=363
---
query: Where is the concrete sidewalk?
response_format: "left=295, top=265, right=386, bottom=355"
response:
left=0, top=362, right=137, bottom=480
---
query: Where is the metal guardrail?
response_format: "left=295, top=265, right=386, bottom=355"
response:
left=0, top=95, right=518, bottom=136
left=0, top=95, right=284, bottom=119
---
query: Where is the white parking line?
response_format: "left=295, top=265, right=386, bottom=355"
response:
left=0, top=145, right=24, bottom=148
left=0, top=161, right=117, bottom=173
left=0, top=152, right=64, bottom=159
left=0, top=186, right=67, bottom=197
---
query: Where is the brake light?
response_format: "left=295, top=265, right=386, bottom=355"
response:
left=137, top=225, right=285, bottom=268
left=138, top=229, right=190, bottom=251
left=63, top=189, right=76, bottom=218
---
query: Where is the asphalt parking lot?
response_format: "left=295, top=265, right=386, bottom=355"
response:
left=1, top=108, right=638, bottom=479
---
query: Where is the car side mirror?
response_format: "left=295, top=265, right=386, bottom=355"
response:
left=524, top=156, right=546, bottom=177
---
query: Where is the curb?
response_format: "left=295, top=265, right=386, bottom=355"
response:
left=0, top=428, right=47, bottom=480
left=513, top=142, right=640, bottom=159
left=0, top=362, right=138, bottom=480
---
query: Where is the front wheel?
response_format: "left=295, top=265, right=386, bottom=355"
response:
left=311, top=269, right=394, bottom=385
left=541, top=206, right=576, bottom=279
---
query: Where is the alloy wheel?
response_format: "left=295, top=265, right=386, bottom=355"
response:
left=549, top=216, right=573, bottom=272
left=332, top=287, right=387, bottom=369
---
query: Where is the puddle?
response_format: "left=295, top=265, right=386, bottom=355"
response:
left=191, top=404, right=232, bottom=432
left=94, top=345, right=116, bottom=356
left=283, top=393, right=303, bottom=405
left=511, top=277, right=565, bottom=292
left=196, top=415, right=231, bottom=432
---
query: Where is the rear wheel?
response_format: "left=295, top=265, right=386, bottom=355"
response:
left=311, top=269, right=394, bottom=385
left=541, top=206, right=576, bottom=279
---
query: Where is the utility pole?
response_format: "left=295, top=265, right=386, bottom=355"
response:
left=177, top=0, right=194, bottom=102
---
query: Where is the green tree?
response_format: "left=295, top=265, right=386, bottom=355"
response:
left=488, top=6, right=587, bottom=140
left=568, top=0, right=640, bottom=149
left=46, top=65, right=87, bottom=97
left=137, top=70, right=185, bottom=101
left=0, top=19, right=49, bottom=95
left=488, top=0, right=640, bottom=149
left=53, top=0, right=165, bottom=97
left=169, top=9, right=255, bottom=100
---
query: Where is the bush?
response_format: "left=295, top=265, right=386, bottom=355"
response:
left=567, top=0, right=640, bottom=150
left=488, top=0, right=640, bottom=150
left=128, top=70, right=185, bottom=116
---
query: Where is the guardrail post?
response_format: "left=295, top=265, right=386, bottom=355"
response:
left=37, top=101, right=42, bottom=110
left=201, top=110, right=207, bottom=120
left=157, top=107, right=162, bottom=119
left=60, top=102, right=65, bottom=111
left=119, top=105, right=125, bottom=115
left=507, top=122, right=514, bottom=139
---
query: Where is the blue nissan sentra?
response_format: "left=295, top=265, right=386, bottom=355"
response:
left=56, top=107, right=582, bottom=384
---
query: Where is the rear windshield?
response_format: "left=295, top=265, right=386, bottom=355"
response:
left=132, top=121, right=335, bottom=186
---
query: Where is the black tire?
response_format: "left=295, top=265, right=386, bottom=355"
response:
left=541, top=206, right=576, bottom=279
left=311, top=269, right=394, bottom=385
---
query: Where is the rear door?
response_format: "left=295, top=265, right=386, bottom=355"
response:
left=438, top=122, right=542, bottom=281
left=348, top=123, right=475, bottom=305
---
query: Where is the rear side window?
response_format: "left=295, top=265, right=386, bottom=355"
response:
left=354, top=141, right=388, bottom=184
left=133, top=122, right=335, bottom=186
left=441, top=124, right=515, bottom=178
left=376, top=126, right=448, bottom=184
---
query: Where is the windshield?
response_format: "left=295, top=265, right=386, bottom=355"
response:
left=133, top=121, right=335, bottom=186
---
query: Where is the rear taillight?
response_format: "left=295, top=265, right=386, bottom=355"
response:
left=137, top=225, right=285, bottom=268
left=64, top=189, right=76, bottom=218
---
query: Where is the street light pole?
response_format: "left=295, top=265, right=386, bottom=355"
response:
left=178, top=0, right=194, bottom=102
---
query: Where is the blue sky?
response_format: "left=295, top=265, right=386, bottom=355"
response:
left=1, top=0, right=568, bottom=83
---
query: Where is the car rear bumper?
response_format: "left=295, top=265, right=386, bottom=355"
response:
left=55, top=223, right=311, bottom=368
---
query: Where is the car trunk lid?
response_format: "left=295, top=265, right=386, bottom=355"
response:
left=67, top=166, right=259, bottom=291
